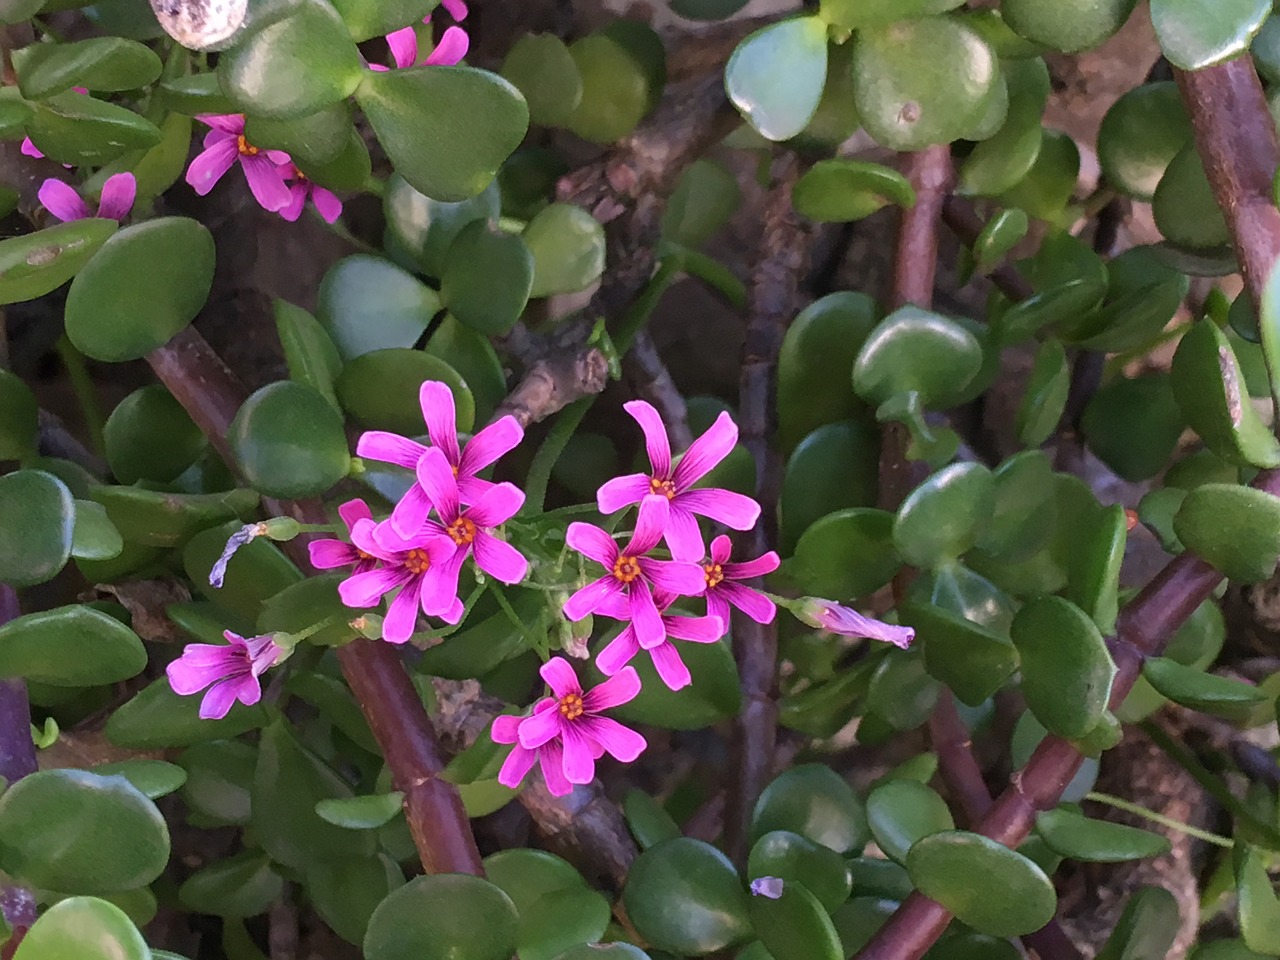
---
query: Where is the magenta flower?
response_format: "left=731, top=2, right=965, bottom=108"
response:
left=356, top=380, right=524, bottom=538
left=703, top=534, right=779, bottom=625
left=185, top=114, right=292, bottom=212
left=337, top=517, right=461, bottom=641
left=597, top=400, right=761, bottom=561
left=38, top=172, right=136, bottom=223
left=166, top=630, right=283, bottom=720
left=798, top=598, right=915, bottom=650
left=491, top=658, right=646, bottom=796
left=369, top=19, right=468, bottom=70
left=308, top=499, right=378, bottom=575
left=563, top=495, right=706, bottom=649
left=596, top=591, right=723, bottom=691
left=279, top=165, right=342, bottom=224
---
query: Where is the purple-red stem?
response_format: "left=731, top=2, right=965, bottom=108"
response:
left=0, top=584, right=35, bottom=960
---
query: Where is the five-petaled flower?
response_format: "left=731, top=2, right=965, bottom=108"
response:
left=39, top=172, right=136, bottom=223
left=166, top=631, right=284, bottom=720
left=308, top=499, right=379, bottom=575
left=597, top=400, right=761, bottom=561
left=369, top=0, right=469, bottom=71
left=702, top=534, right=779, bottom=625
left=798, top=598, right=915, bottom=649
left=563, top=495, right=706, bottom=649
left=596, top=591, right=723, bottom=691
left=491, top=658, right=646, bottom=796
left=280, top=165, right=342, bottom=225
left=357, top=380, right=523, bottom=538
left=186, top=114, right=292, bottom=212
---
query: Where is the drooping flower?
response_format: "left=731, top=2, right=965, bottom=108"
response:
left=38, top=172, right=136, bottom=223
left=185, top=114, right=293, bottom=212
left=166, top=630, right=284, bottom=719
left=279, top=166, right=342, bottom=224
left=596, top=591, right=723, bottom=691
left=356, top=380, right=524, bottom=537
left=308, top=499, right=378, bottom=575
left=798, top=598, right=915, bottom=649
left=336, top=517, right=461, bottom=641
left=563, top=495, right=706, bottom=649
left=368, top=19, right=468, bottom=70
left=491, top=658, right=646, bottom=796
left=702, top=534, right=779, bottom=625
left=597, top=400, right=761, bottom=561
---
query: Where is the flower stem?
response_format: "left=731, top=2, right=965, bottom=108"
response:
left=1085, top=791, right=1233, bottom=848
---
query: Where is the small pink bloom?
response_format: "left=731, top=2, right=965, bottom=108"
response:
left=308, top=499, right=378, bottom=574
left=166, top=630, right=283, bottom=720
left=279, top=165, right=342, bottom=224
left=337, top=517, right=461, bottom=641
left=39, top=172, right=136, bottom=223
left=563, top=495, right=706, bottom=649
left=491, top=659, right=646, bottom=796
left=440, top=0, right=468, bottom=21
left=357, top=380, right=524, bottom=538
left=703, top=534, right=779, bottom=625
left=798, top=599, right=915, bottom=649
left=186, top=114, right=293, bottom=212
left=596, top=591, right=723, bottom=691
left=368, top=20, right=468, bottom=70
left=597, top=400, right=762, bottom=561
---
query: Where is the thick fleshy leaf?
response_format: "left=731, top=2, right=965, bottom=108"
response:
left=779, top=420, right=879, bottom=552
left=1174, top=483, right=1280, bottom=583
left=107, top=676, right=271, bottom=749
left=317, top=254, right=441, bottom=359
left=623, top=789, right=681, bottom=850
left=818, top=0, right=964, bottom=29
left=158, top=73, right=238, bottom=115
left=1001, top=0, right=1138, bottom=52
left=425, top=315, right=506, bottom=424
left=998, top=128, right=1080, bottom=222
left=179, top=851, right=283, bottom=918
left=662, top=159, right=742, bottom=249
left=0, top=369, right=36, bottom=459
left=0, top=469, right=75, bottom=588
left=958, top=57, right=1050, bottom=196
left=336, top=349, right=473, bottom=435
left=726, top=17, right=828, bottom=142
left=441, top=219, right=534, bottom=334
left=1011, top=596, right=1116, bottom=739
left=91, top=759, right=186, bottom=800
left=0, top=603, right=144, bottom=685
left=357, top=65, right=529, bottom=202
left=1081, top=374, right=1185, bottom=481
left=501, top=33, right=583, bottom=127
left=852, top=306, right=984, bottom=409
left=972, top=208, right=1030, bottom=274
left=1035, top=807, right=1170, bottom=862
left=0, top=218, right=117, bottom=305
left=747, top=831, right=851, bottom=913
left=26, top=90, right=162, bottom=165
left=1096, top=887, right=1181, bottom=960
left=14, top=896, right=149, bottom=960
left=1065, top=502, right=1126, bottom=634
left=307, top=854, right=405, bottom=947
left=65, top=217, right=215, bottom=362
left=523, top=203, right=605, bottom=297
left=1150, top=0, right=1271, bottom=70
left=865, top=779, right=954, bottom=864
left=275, top=299, right=343, bottom=411
left=364, top=874, right=519, bottom=960
left=748, top=881, right=843, bottom=960
left=315, top=793, right=404, bottom=829
left=104, top=384, right=207, bottom=484
left=384, top=174, right=500, bottom=277
left=71, top=499, right=123, bottom=561
left=1098, top=82, right=1193, bottom=201
left=623, top=839, right=751, bottom=956
left=1234, top=843, right=1280, bottom=953
left=90, top=486, right=258, bottom=549
left=1143, top=656, right=1267, bottom=720
left=893, top=463, right=993, bottom=568
left=792, top=159, right=915, bottom=223
left=329, top=0, right=433, bottom=42
left=230, top=381, right=351, bottom=498
left=901, top=600, right=1017, bottom=706
left=751, top=764, right=868, bottom=853
left=562, top=32, right=650, bottom=143
left=1153, top=143, right=1230, bottom=251
left=791, top=507, right=900, bottom=599
left=15, top=37, right=161, bottom=99
left=866, top=649, right=939, bottom=730
left=245, top=101, right=358, bottom=169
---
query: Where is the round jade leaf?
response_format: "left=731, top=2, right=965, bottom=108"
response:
left=1065, top=502, right=1126, bottom=635
left=328, top=0, right=434, bottom=42
left=90, top=485, right=259, bottom=548
left=0, top=218, right=118, bottom=305
left=747, top=831, right=852, bottom=913
left=662, top=159, right=742, bottom=249
left=441, top=220, right=533, bottom=335
left=851, top=17, right=998, bottom=151
left=563, top=33, right=649, bottom=143
left=998, top=129, right=1080, bottom=221
left=15, top=37, right=162, bottom=99
left=0, top=369, right=36, bottom=459
left=748, top=881, right=842, bottom=960
left=1174, top=483, right=1280, bottom=583
left=523, top=203, right=606, bottom=298
left=0, top=603, right=145, bottom=685
left=219, top=0, right=363, bottom=119
left=178, top=850, right=283, bottom=918
left=751, top=764, right=868, bottom=854
left=792, top=159, right=915, bottom=223
left=624, top=789, right=681, bottom=850
left=908, top=832, right=1056, bottom=936
left=1001, top=0, right=1138, bottom=52
left=725, top=16, right=828, bottom=142
left=365, top=874, right=519, bottom=960
left=107, top=677, right=270, bottom=750
left=384, top=175, right=500, bottom=278
left=501, top=33, right=583, bottom=127
left=791, top=507, right=900, bottom=600
left=26, top=91, right=162, bottom=166
left=1234, top=844, right=1280, bottom=954
left=977, top=450, right=1056, bottom=561
left=14, top=896, right=149, bottom=960
left=1097, top=887, right=1181, bottom=960
left=973, top=208, right=1030, bottom=273
left=957, top=57, right=1050, bottom=197
left=1010, top=595, right=1117, bottom=739
left=1081, top=374, right=1184, bottom=482
left=550, top=946, right=650, bottom=960
left=1153, top=144, right=1230, bottom=251
left=92, top=759, right=187, bottom=800
left=484, top=848, right=588, bottom=913
left=1098, top=82, right=1193, bottom=201
left=0, top=769, right=168, bottom=894
left=0, top=0, right=42, bottom=23
left=623, top=838, right=751, bottom=956
left=818, top=0, right=964, bottom=30
left=245, top=101, right=357, bottom=169
left=104, top=384, right=207, bottom=484
left=865, top=779, right=955, bottom=864
left=185, top=519, right=303, bottom=619
left=357, top=66, right=529, bottom=202
left=229, top=381, right=350, bottom=499
left=425, top=315, right=506, bottom=424
left=595, top=636, right=741, bottom=730
left=274, top=299, right=342, bottom=411
left=159, top=73, right=238, bottom=115
left=996, top=278, right=1107, bottom=347
left=866, top=649, right=940, bottom=731
left=0, top=470, right=74, bottom=588
left=893, top=463, right=994, bottom=568
left=1150, top=0, right=1271, bottom=70
left=517, top=886, right=612, bottom=960
left=336, top=350, right=473, bottom=435
left=780, top=420, right=879, bottom=553
left=901, top=601, right=1017, bottom=707
left=317, top=254, right=441, bottom=359
left=71, top=499, right=123, bottom=561
left=1034, top=807, right=1170, bottom=862
left=852, top=306, right=984, bottom=409
left=315, top=793, right=404, bottom=829
left=65, top=217, right=215, bottom=362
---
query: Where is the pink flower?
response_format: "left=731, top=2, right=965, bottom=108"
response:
left=596, top=591, right=723, bottom=691
left=356, top=380, right=523, bottom=538
left=38, top=172, right=136, bottom=223
left=798, top=599, right=915, bottom=649
left=166, top=631, right=283, bottom=720
left=185, top=114, right=292, bottom=212
left=597, top=400, right=761, bottom=561
left=563, top=495, right=706, bottom=649
left=703, top=535, right=779, bottom=625
left=491, top=659, right=646, bottom=796
left=308, top=499, right=378, bottom=574
left=337, top=517, right=461, bottom=642
left=279, top=165, right=342, bottom=224
left=368, top=19, right=468, bottom=71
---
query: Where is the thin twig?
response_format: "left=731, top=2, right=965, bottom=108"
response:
left=625, top=330, right=692, bottom=452
left=940, top=197, right=1034, bottom=301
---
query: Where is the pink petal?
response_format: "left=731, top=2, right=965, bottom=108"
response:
left=420, top=549, right=466, bottom=618
left=583, top=665, right=641, bottom=711
left=21, top=137, right=43, bottom=159
left=710, top=535, right=733, bottom=565
left=424, top=25, right=468, bottom=65
left=386, top=25, right=419, bottom=68
left=390, top=483, right=434, bottom=540
left=517, top=703, right=563, bottom=749
left=596, top=473, right=651, bottom=516
left=629, top=580, right=665, bottom=649
left=38, top=179, right=90, bottom=222
left=357, top=431, right=428, bottom=470
left=474, top=532, right=527, bottom=583
left=643, top=558, right=707, bottom=597
left=240, top=153, right=292, bottom=212
left=677, top=488, right=761, bottom=530
left=490, top=714, right=522, bottom=744
left=95, top=173, right=136, bottom=220
left=166, top=649, right=236, bottom=694
left=198, top=678, right=248, bottom=719
left=456, top=475, right=497, bottom=505
left=338, top=498, right=373, bottom=531
left=625, top=400, right=672, bottom=479
left=596, top=627, right=640, bottom=675
left=440, top=0, right=468, bottom=20
left=368, top=62, right=390, bottom=72
left=706, top=591, right=731, bottom=627
left=382, top=581, right=422, bottom=643
left=625, top=495, right=670, bottom=557
left=203, top=127, right=233, bottom=150
left=197, top=113, right=244, bottom=135
left=719, top=581, right=776, bottom=624
left=563, top=576, right=623, bottom=621
left=665, top=614, right=725, bottom=642
left=466, top=482, right=524, bottom=528
left=647, top=643, right=691, bottom=690
left=264, top=149, right=292, bottom=166
left=439, top=595, right=464, bottom=625
left=339, top=566, right=409, bottom=607
left=185, top=139, right=239, bottom=196
left=420, top=381, right=461, bottom=465
left=539, top=741, right=573, bottom=796
left=581, top=715, right=646, bottom=761
left=566, top=522, right=618, bottom=567
left=277, top=183, right=307, bottom=222
left=560, top=723, right=597, bottom=785
left=673, top=411, right=738, bottom=490
left=458, top=416, right=523, bottom=477
left=309, top=539, right=359, bottom=570
left=497, top=743, right=538, bottom=788
left=350, top=517, right=399, bottom=561
left=311, top=185, right=343, bottom=224
left=724, top=551, right=781, bottom=580
left=663, top=503, right=705, bottom=563
left=594, top=592, right=632, bottom=622
left=540, top=657, right=582, bottom=700
left=416, top=447, right=460, bottom=523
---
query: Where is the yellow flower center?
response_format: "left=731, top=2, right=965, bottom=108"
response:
left=448, top=516, right=477, bottom=546
left=403, top=549, right=431, bottom=575
left=612, top=555, right=641, bottom=583
left=704, top=562, right=724, bottom=590
left=357, top=548, right=374, bottom=562
left=649, top=477, right=677, bottom=499
left=558, top=693, right=584, bottom=720
left=236, top=134, right=260, bottom=157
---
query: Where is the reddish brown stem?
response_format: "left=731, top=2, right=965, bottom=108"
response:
left=0, top=585, right=35, bottom=787
left=927, top=689, right=991, bottom=825
left=940, top=197, right=1035, bottom=302
left=891, top=146, right=954, bottom=311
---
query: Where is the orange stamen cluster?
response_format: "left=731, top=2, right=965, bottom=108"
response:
left=612, top=555, right=641, bottom=583
left=704, top=562, right=724, bottom=590
left=448, top=517, right=477, bottom=546
left=648, top=476, right=677, bottom=499
left=236, top=134, right=260, bottom=157
left=403, top=549, right=431, bottom=575
left=558, top=692, right=585, bottom=720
